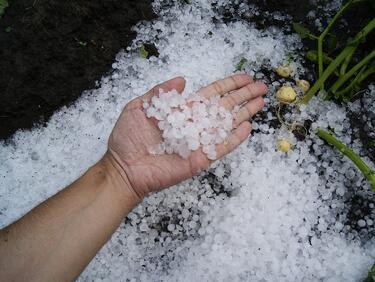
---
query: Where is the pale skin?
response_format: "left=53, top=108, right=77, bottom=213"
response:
left=0, top=74, right=267, bottom=281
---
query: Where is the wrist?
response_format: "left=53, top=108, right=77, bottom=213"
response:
left=98, top=152, right=143, bottom=206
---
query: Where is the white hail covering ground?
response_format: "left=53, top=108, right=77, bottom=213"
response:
left=0, top=0, right=374, bottom=281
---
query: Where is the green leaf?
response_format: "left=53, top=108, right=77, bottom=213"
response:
left=235, top=57, right=247, bottom=71
left=0, top=0, right=9, bottom=18
left=293, top=23, right=312, bottom=39
left=5, top=26, right=11, bottom=33
left=140, top=44, right=149, bottom=59
left=363, top=263, right=375, bottom=282
left=369, top=139, right=375, bottom=148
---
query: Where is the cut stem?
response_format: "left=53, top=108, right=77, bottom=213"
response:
left=317, top=128, right=375, bottom=191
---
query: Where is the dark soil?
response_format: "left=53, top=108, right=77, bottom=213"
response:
left=0, top=0, right=155, bottom=140
left=345, top=194, right=375, bottom=240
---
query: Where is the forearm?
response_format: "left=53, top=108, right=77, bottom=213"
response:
left=0, top=153, right=141, bottom=281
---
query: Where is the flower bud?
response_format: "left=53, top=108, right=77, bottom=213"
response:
left=277, top=139, right=292, bottom=153
left=276, top=65, right=293, bottom=78
left=276, top=86, right=297, bottom=103
left=297, top=79, right=310, bottom=92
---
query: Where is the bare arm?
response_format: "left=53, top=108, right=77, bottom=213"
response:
left=0, top=75, right=267, bottom=281
left=0, top=154, right=139, bottom=281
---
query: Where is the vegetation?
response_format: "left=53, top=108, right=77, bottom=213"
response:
left=317, top=128, right=375, bottom=191
left=0, top=0, right=8, bottom=18
left=292, top=0, right=375, bottom=103
left=140, top=44, right=149, bottom=59
left=235, top=57, right=248, bottom=71
left=285, top=0, right=375, bottom=191
left=292, top=3, right=375, bottom=278
left=363, top=263, right=375, bottom=282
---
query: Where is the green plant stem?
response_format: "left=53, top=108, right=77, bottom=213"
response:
left=318, top=38, right=324, bottom=89
left=330, top=49, right=375, bottom=95
left=340, top=46, right=357, bottom=76
left=335, top=65, right=367, bottom=98
left=307, top=50, right=340, bottom=76
left=317, top=0, right=358, bottom=89
left=317, top=129, right=375, bottom=191
left=301, top=16, right=375, bottom=104
left=349, top=17, right=375, bottom=45
left=335, top=64, right=375, bottom=98
left=358, top=65, right=375, bottom=83
left=300, top=46, right=356, bottom=103
left=362, top=263, right=375, bottom=282
left=0, top=0, right=9, bottom=18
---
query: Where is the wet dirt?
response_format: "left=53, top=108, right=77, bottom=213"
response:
left=0, top=0, right=155, bottom=139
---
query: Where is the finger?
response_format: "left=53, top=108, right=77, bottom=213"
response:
left=197, top=74, right=253, bottom=99
left=215, top=121, right=252, bottom=159
left=142, top=76, right=186, bottom=101
left=233, top=97, right=265, bottom=127
left=220, top=82, right=268, bottom=110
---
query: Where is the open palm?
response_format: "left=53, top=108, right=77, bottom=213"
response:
left=108, top=74, right=267, bottom=198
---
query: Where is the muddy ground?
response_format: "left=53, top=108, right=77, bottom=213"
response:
left=0, top=0, right=155, bottom=139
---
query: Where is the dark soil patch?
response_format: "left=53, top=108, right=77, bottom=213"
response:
left=349, top=111, right=375, bottom=163
left=0, top=0, right=155, bottom=140
left=345, top=195, right=375, bottom=239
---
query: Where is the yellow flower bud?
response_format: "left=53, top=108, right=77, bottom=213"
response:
left=297, top=79, right=310, bottom=92
left=277, top=139, right=292, bottom=153
left=276, top=86, right=297, bottom=103
left=276, top=65, right=293, bottom=78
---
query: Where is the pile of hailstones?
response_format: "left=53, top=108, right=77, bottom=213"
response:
left=143, top=89, right=234, bottom=160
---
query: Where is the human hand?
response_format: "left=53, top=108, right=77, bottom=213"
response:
left=105, top=74, right=267, bottom=200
